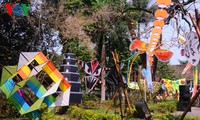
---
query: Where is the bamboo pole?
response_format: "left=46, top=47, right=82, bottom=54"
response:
left=111, top=51, right=133, bottom=117
left=189, top=13, right=200, bottom=40
left=106, top=88, right=119, bottom=114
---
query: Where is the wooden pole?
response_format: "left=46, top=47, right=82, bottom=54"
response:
left=112, top=51, right=124, bottom=118
left=119, top=87, right=123, bottom=118
left=122, top=87, right=133, bottom=114
left=106, top=88, right=119, bottom=114
left=189, top=13, right=200, bottom=39
left=111, top=51, right=133, bottom=117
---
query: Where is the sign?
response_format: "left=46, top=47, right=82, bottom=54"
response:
left=4, top=3, right=30, bottom=16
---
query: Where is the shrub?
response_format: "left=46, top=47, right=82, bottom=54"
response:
left=184, top=116, right=200, bottom=120
left=166, top=114, right=181, bottom=120
left=0, top=99, right=20, bottom=118
left=132, top=100, right=179, bottom=119
left=82, top=92, right=100, bottom=102
left=67, top=105, right=121, bottom=120
left=40, top=104, right=64, bottom=120
left=67, top=106, right=83, bottom=119
left=148, top=100, right=178, bottom=114
left=82, top=101, right=99, bottom=109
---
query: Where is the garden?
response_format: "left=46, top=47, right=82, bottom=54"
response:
left=1, top=0, right=200, bottom=120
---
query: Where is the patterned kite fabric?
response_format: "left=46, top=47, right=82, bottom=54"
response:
left=104, top=66, right=126, bottom=87
left=129, top=40, right=173, bottom=93
left=83, top=76, right=100, bottom=93
left=77, top=59, right=109, bottom=93
left=0, top=52, right=71, bottom=119
left=162, top=78, right=186, bottom=95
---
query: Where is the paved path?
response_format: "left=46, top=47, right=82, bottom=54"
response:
left=172, top=107, right=200, bottom=116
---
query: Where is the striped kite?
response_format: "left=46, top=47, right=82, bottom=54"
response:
left=0, top=52, right=71, bottom=119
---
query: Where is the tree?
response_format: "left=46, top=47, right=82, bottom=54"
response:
left=156, top=61, right=178, bottom=80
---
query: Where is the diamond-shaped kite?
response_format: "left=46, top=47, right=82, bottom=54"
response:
left=0, top=52, right=71, bottom=119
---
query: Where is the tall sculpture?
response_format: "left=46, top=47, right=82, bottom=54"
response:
left=60, top=53, right=82, bottom=104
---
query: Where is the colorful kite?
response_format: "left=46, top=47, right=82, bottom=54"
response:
left=0, top=52, right=71, bottom=119
left=78, top=60, right=105, bottom=93
left=192, top=66, right=198, bottom=98
left=162, top=78, right=186, bottom=95
left=129, top=40, right=173, bottom=63
left=129, top=40, right=173, bottom=92
left=129, top=0, right=172, bottom=91
left=127, top=52, right=141, bottom=89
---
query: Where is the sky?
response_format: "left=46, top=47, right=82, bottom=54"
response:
left=139, top=21, right=187, bottom=65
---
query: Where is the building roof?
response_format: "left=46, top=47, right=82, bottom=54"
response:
left=169, top=64, right=200, bottom=80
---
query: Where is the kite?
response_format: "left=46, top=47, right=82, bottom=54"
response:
left=129, top=40, right=173, bottom=92
left=0, top=52, right=71, bottom=119
left=162, top=78, right=186, bottom=97
left=191, top=66, right=198, bottom=98
left=129, top=38, right=173, bottom=63
left=105, top=65, right=126, bottom=87
left=127, top=52, right=140, bottom=89
left=184, top=31, right=200, bottom=66
left=128, top=0, right=172, bottom=92
left=78, top=60, right=104, bottom=93
left=105, top=51, right=132, bottom=117
left=181, top=31, right=200, bottom=98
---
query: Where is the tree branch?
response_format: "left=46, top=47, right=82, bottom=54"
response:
left=183, top=0, right=196, bottom=6
left=122, top=7, right=153, bottom=14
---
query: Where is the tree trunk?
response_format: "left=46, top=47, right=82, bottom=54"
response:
left=152, top=56, right=158, bottom=81
left=101, top=34, right=106, bottom=101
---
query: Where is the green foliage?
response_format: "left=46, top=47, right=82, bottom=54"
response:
left=62, top=40, right=92, bottom=62
left=91, top=0, right=115, bottom=10
left=82, top=101, right=99, bottom=109
left=82, top=92, right=100, bottom=102
left=166, top=114, right=181, bottom=120
left=65, top=0, right=84, bottom=11
left=152, top=113, right=200, bottom=120
left=40, top=104, right=64, bottom=120
left=184, top=116, right=200, bottom=120
left=148, top=100, right=178, bottom=114
left=67, top=106, right=83, bottom=119
left=65, top=99, right=200, bottom=120
left=133, top=100, right=186, bottom=120
left=67, top=106, right=121, bottom=120
left=156, top=61, right=178, bottom=80
left=0, top=98, right=20, bottom=118
left=146, top=100, right=180, bottom=120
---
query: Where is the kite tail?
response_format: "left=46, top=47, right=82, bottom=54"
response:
left=127, top=52, right=140, bottom=87
left=182, top=63, right=192, bottom=75
left=191, top=66, right=198, bottom=98
left=146, top=54, right=153, bottom=92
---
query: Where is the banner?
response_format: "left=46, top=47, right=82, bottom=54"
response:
left=162, top=78, right=186, bottom=94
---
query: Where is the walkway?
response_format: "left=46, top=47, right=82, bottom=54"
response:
left=172, top=107, right=200, bottom=117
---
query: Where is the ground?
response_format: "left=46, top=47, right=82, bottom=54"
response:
left=172, top=107, right=200, bottom=117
